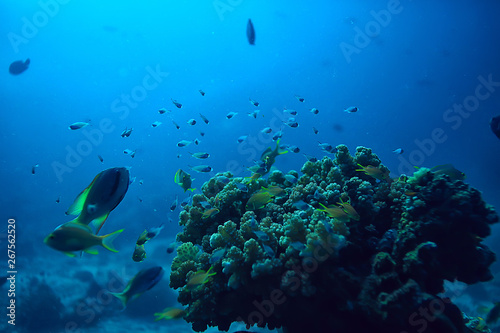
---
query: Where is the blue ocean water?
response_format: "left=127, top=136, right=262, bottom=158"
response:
left=1, top=0, right=500, bottom=332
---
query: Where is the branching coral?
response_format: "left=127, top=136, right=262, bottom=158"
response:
left=169, top=145, right=498, bottom=333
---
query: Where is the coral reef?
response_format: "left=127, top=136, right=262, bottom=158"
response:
left=169, top=145, right=498, bottom=333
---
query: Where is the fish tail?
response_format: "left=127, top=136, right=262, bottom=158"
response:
left=110, top=292, right=128, bottom=309
left=90, top=213, right=110, bottom=234
left=101, top=229, right=124, bottom=252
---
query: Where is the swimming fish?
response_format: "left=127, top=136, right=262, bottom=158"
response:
left=337, top=197, right=360, bottom=221
left=199, top=90, right=206, bottom=96
left=186, top=266, right=216, bottom=288
left=69, top=122, right=90, bottom=130
left=246, top=19, right=255, bottom=45
left=132, top=244, right=147, bottom=262
left=111, top=266, right=164, bottom=308
left=209, top=248, right=226, bottom=264
left=303, top=154, right=318, bottom=162
left=344, top=106, right=358, bottom=113
left=97, top=155, right=104, bottom=163
left=246, top=191, right=273, bottom=210
left=136, top=224, right=165, bottom=245
left=283, top=118, right=299, bottom=128
left=187, top=119, right=196, bottom=125
left=272, top=129, right=283, bottom=141
left=317, top=203, right=350, bottom=222
left=356, top=164, right=391, bottom=182
left=177, top=140, right=192, bottom=147
left=295, top=95, right=305, bottom=102
left=190, top=165, right=212, bottom=173
left=174, top=169, right=195, bottom=192
left=158, top=108, right=168, bottom=114
left=189, top=152, right=210, bottom=159
left=490, top=115, right=500, bottom=140
left=123, top=149, right=136, bottom=158
left=392, top=148, right=404, bottom=154
left=44, top=222, right=123, bottom=257
left=226, top=112, right=238, bottom=119
left=258, top=138, right=288, bottom=176
left=261, top=186, right=285, bottom=197
left=261, top=127, right=272, bottom=134
left=249, top=98, right=259, bottom=107
left=171, top=99, right=182, bottom=108
left=312, top=127, right=319, bottom=134
left=32, top=164, right=39, bottom=175
left=120, top=128, right=133, bottom=137
left=248, top=110, right=260, bottom=118
left=170, top=195, right=178, bottom=211
left=194, top=138, right=201, bottom=145
left=284, top=174, right=298, bottom=184
left=151, top=121, right=162, bottom=127
left=56, top=195, right=61, bottom=203
left=180, top=193, right=193, bottom=207
left=172, top=121, right=180, bottom=129
left=237, top=135, right=248, bottom=143
left=154, top=307, right=186, bottom=321
left=9, top=59, right=30, bottom=75
left=430, top=164, right=465, bottom=181
left=284, top=108, right=298, bottom=116
left=202, top=207, right=220, bottom=219
left=318, top=142, right=336, bottom=154
left=310, top=108, right=319, bottom=115
left=166, top=241, right=181, bottom=254
left=199, top=113, right=209, bottom=124
left=64, top=167, right=130, bottom=234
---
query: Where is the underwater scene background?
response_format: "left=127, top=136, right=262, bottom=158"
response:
left=2, top=0, right=500, bottom=332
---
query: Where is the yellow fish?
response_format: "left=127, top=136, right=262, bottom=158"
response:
left=186, top=266, right=216, bottom=288
left=246, top=191, right=273, bottom=210
left=174, top=169, right=195, bottom=192
left=317, top=203, right=350, bottom=222
left=44, top=222, right=123, bottom=257
left=154, top=307, right=186, bottom=321
left=356, top=164, right=391, bottom=182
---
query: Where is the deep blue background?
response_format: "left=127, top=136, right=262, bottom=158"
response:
left=1, top=0, right=500, bottom=331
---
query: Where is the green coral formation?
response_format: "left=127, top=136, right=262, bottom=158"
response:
left=169, top=145, right=498, bottom=333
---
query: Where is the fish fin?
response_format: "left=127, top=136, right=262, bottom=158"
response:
left=65, top=173, right=101, bottom=215
left=84, top=248, right=99, bottom=255
left=101, top=229, right=124, bottom=252
left=110, top=292, right=128, bottom=309
left=63, top=251, right=77, bottom=258
left=90, top=213, right=110, bottom=234
left=188, top=188, right=196, bottom=192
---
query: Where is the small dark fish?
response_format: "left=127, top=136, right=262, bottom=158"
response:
left=490, top=115, right=500, bottom=140
left=318, top=142, right=336, bottom=154
left=170, top=195, right=178, bottom=211
left=246, top=19, right=255, bottom=45
left=285, top=145, right=300, bottom=153
left=199, top=131, right=205, bottom=137
left=123, top=149, right=136, bottom=158
left=310, top=108, right=319, bottom=115
left=284, top=108, right=298, bottom=116
left=295, top=95, right=305, bottom=102
left=344, top=106, right=358, bottom=113
left=55, top=196, right=61, bottom=203
left=249, top=98, right=259, bottom=107
left=226, top=112, right=238, bottom=119
left=312, top=127, right=319, bottom=134
left=248, top=110, right=260, bottom=118
left=272, top=130, right=283, bottom=141
left=32, top=164, right=39, bottom=175
left=172, top=120, right=180, bottom=129
left=199, top=90, right=205, bottom=96
left=177, top=140, right=192, bottom=147
left=199, top=113, right=209, bottom=124
left=392, top=148, right=404, bottom=154
left=261, top=127, right=272, bottom=134
left=172, top=99, right=182, bottom=108
left=284, top=118, right=299, bottom=128
left=151, top=121, right=162, bottom=127
left=234, top=182, right=248, bottom=192
left=190, top=165, right=212, bottom=173
left=194, top=138, right=201, bottom=145
left=237, top=135, right=248, bottom=143
left=158, top=108, right=168, bottom=114
left=110, top=266, right=164, bottom=308
left=69, top=122, right=90, bottom=130
left=303, top=154, right=318, bottom=162
left=187, top=119, right=196, bottom=125
left=121, top=127, right=133, bottom=137
left=98, top=155, right=104, bottom=163
left=180, top=193, right=193, bottom=207
left=9, top=58, right=30, bottom=75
